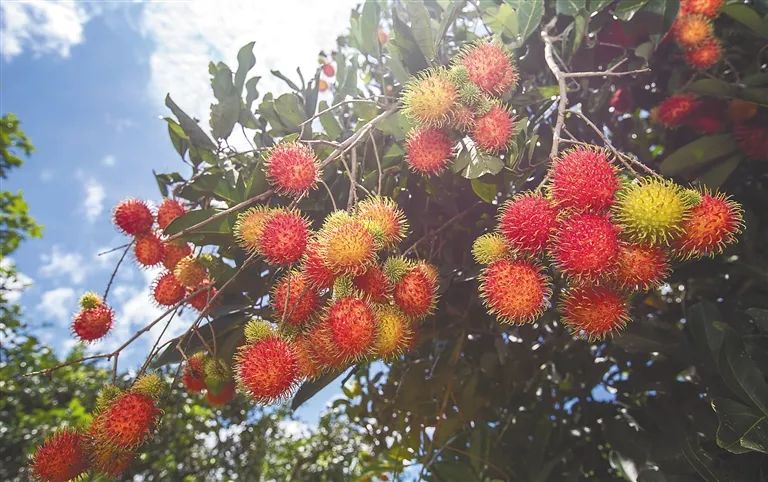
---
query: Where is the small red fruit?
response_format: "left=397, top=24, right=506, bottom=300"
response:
left=498, top=193, right=557, bottom=255
left=257, top=209, right=310, bottom=265
left=264, top=142, right=320, bottom=196
left=471, top=104, right=514, bottom=153
left=353, top=265, right=391, bottom=303
left=688, top=114, right=724, bottom=134
left=206, top=381, right=236, bottom=406
left=405, top=127, right=453, bottom=175
left=152, top=271, right=186, bottom=307
left=550, top=213, right=620, bottom=282
left=272, top=271, right=321, bottom=327
left=680, top=0, right=724, bottom=18
left=162, top=240, right=192, bottom=270
left=393, top=264, right=438, bottom=319
left=549, top=147, right=619, bottom=212
left=302, top=240, right=336, bottom=289
left=92, top=392, right=160, bottom=448
left=684, top=38, right=722, bottom=70
left=673, top=192, right=744, bottom=259
left=322, top=63, right=335, bottom=77
left=156, top=198, right=185, bottom=230
left=235, top=336, right=299, bottom=403
left=133, top=232, right=165, bottom=267
left=613, top=243, right=669, bottom=290
left=656, top=94, right=699, bottom=128
left=457, top=40, right=518, bottom=95
left=323, top=296, right=376, bottom=361
left=188, top=281, right=218, bottom=313
left=610, top=88, right=633, bottom=113
left=72, top=304, right=114, bottom=342
left=560, top=285, right=630, bottom=340
left=30, top=430, right=88, bottom=482
left=479, top=259, right=551, bottom=324
left=182, top=354, right=207, bottom=393
left=113, top=199, right=153, bottom=235
left=733, top=123, right=768, bottom=161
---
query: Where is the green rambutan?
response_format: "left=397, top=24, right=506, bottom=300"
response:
left=472, top=233, right=511, bottom=265
left=614, top=178, right=693, bottom=245
left=79, top=291, right=102, bottom=310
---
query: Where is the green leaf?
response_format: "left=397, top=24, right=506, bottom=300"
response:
left=165, top=95, right=216, bottom=151
left=485, top=3, right=518, bottom=38
left=507, top=0, right=545, bottom=43
left=165, top=118, right=189, bottom=158
left=746, top=308, right=768, bottom=331
left=614, top=0, right=650, bottom=21
left=721, top=4, right=768, bottom=38
left=318, top=101, right=343, bottom=139
left=405, top=0, right=435, bottom=61
left=697, top=154, right=742, bottom=189
left=556, top=0, right=585, bottom=17
left=333, top=58, right=358, bottom=104
left=210, top=96, right=240, bottom=140
left=245, top=76, right=261, bottom=108
left=163, top=208, right=235, bottom=237
left=291, top=368, right=349, bottom=410
left=234, top=42, right=256, bottom=92
left=376, top=111, right=412, bottom=141
left=358, top=0, right=381, bottom=56
left=712, top=397, right=768, bottom=454
left=458, top=140, right=504, bottom=179
left=718, top=333, right=768, bottom=417
left=274, top=93, right=306, bottom=130
left=659, top=134, right=737, bottom=177
left=471, top=178, right=497, bottom=203
left=391, top=8, right=429, bottom=74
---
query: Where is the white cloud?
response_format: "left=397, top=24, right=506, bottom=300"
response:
left=83, top=178, right=106, bottom=222
left=0, top=0, right=90, bottom=60
left=39, top=245, right=87, bottom=284
left=0, top=257, right=33, bottom=304
left=38, top=287, right=76, bottom=323
left=139, top=0, right=358, bottom=122
left=102, top=154, right=116, bottom=167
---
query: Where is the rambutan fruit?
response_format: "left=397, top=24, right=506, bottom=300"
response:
left=688, top=114, right=724, bottom=135
left=292, top=334, right=322, bottom=380
left=187, top=281, right=217, bottom=313
left=684, top=38, right=722, bottom=70
left=550, top=213, right=620, bottom=281
left=257, top=208, right=310, bottom=265
left=674, top=14, right=714, bottom=48
left=235, top=335, right=299, bottom=403
left=401, top=68, right=458, bottom=127
left=264, top=142, right=320, bottom=196
left=243, top=318, right=273, bottom=344
left=152, top=271, right=185, bottom=306
left=472, top=233, right=510, bottom=265
left=86, top=443, right=134, bottom=479
left=322, top=296, right=376, bottom=361
left=382, top=256, right=413, bottom=284
left=560, top=285, right=630, bottom=340
left=498, top=193, right=557, bottom=255
left=79, top=291, right=102, bottom=310
left=94, top=385, right=123, bottom=413
left=353, top=265, right=391, bottom=303
left=612, top=243, right=670, bottom=290
left=614, top=178, right=693, bottom=245
left=92, top=392, right=160, bottom=448
left=471, top=104, right=514, bottom=153
left=113, top=199, right=153, bottom=236
left=655, top=94, right=699, bottom=128
left=182, top=353, right=207, bottom=393
left=161, top=240, right=192, bottom=270
left=322, top=63, right=335, bottom=77
left=131, top=373, right=165, bottom=400
left=317, top=213, right=376, bottom=276
left=302, top=240, right=336, bottom=289
left=451, top=104, right=476, bottom=132
left=203, top=358, right=232, bottom=395
left=272, top=271, right=321, bottom=327
left=354, top=196, right=408, bottom=248
left=479, top=258, right=551, bottom=324
left=728, top=99, right=758, bottom=124
left=156, top=198, right=185, bottom=230
left=610, top=88, right=633, bottom=113
left=374, top=305, right=413, bottom=359
left=393, top=263, right=438, bottom=319
left=405, top=126, right=454, bottom=175
left=133, top=232, right=165, bottom=267
left=680, top=0, right=724, bottom=18
left=234, top=206, right=271, bottom=254
left=456, top=40, right=518, bottom=96
left=733, top=123, right=768, bottom=161
left=206, top=381, right=236, bottom=406
left=549, top=146, right=619, bottom=212
left=673, top=191, right=744, bottom=259
left=173, top=256, right=208, bottom=288
left=30, top=429, right=88, bottom=482
left=72, top=304, right=114, bottom=342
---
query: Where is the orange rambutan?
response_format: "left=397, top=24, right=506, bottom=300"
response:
left=656, top=94, right=699, bottom=128
left=680, top=0, right=724, bottom=18
left=113, top=199, right=153, bottom=236
left=173, top=256, right=207, bottom=288
left=302, top=240, right=336, bottom=289
left=234, top=206, right=271, bottom=254
left=322, top=296, right=376, bottom=362
left=393, top=263, right=438, bottom=320
left=272, top=271, right=321, bottom=327
left=182, top=353, right=207, bottom=393
left=457, top=40, right=518, bottom=96
left=156, top=198, right=185, bottom=230
left=374, top=305, right=413, bottom=359
left=451, top=104, right=476, bottom=131
left=612, top=243, right=670, bottom=290
left=549, top=147, right=619, bottom=212
left=401, top=68, right=458, bottom=127
left=733, top=123, right=768, bottom=161
left=92, top=392, right=160, bottom=448
left=674, top=14, right=714, bottom=48
left=353, top=265, right=391, bottom=303
left=292, top=334, right=323, bottom=380
left=257, top=208, right=310, bottom=265
left=405, top=126, right=454, bottom=175
left=498, top=193, right=558, bottom=255
left=206, top=381, right=236, bottom=406
left=354, top=196, right=408, bottom=248
left=673, top=191, right=744, bottom=258
left=317, top=213, right=376, bottom=276
left=30, top=430, right=88, bottom=482
left=86, top=443, right=134, bottom=479
left=560, top=285, right=630, bottom=340
left=550, top=213, right=620, bottom=281
left=187, top=281, right=218, bottom=313
left=133, top=232, right=165, bottom=267
left=264, top=142, right=320, bottom=196
left=471, top=104, right=514, bottom=153
left=161, top=240, right=192, bottom=270
left=479, top=258, right=551, bottom=325
left=235, top=335, right=299, bottom=403
left=684, top=38, right=722, bottom=70
left=152, top=271, right=186, bottom=306
left=72, top=304, right=114, bottom=342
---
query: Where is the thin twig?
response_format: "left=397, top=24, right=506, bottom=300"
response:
left=369, top=130, right=383, bottom=196
left=320, top=180, right=338, bottom=211
left=541, top=23, right=568, bottom=160
left=103, top=241, right=133, bottom=302
left=299, top=99, right=381, bottom=127
left=563, top=67, right=650, bottom=78
left=98, top=243, right=130, bottom=256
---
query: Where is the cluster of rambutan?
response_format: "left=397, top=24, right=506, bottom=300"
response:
left=473, top=145, right=743, bottom=339
left=231, top=196, right=438, bottom=404
left=672, top=0, right=725, bottom=70
left=181, top=353, right=237, bottom=406
left=401, top=40, right=519, bottom=175
left=30, top=374, right=164, bottom=481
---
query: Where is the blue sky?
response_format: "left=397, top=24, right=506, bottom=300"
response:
left=2, top=0, right=359, bottom=421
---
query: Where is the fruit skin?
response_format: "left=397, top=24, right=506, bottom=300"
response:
left=132, top=373, right=166, bottom=400
left=393, top=263, right=438, bottom=320
left=91, top=392, right=160, bottom=449
left=302, top=240, right=336, bottom=289
left=113, top=199, right=153, bottom=235
left=72, top=304, right=114, bottom=342
left=456, top=40, right=518, bottom=96
left=673, top=191, right=744, bottom=259
left=352, top=265, right=391, bottom=303
left=614, top=178, right=693, bottom=245
left=472, top=233, right=510, bottom=265
left=234, top=206, right=272, bottom=254
left=30, top=429, right=88, bottom=482
left=156, top=198, right=185, bottom=230
left=79, top=291, right=102, bottom=310
left=680, top=0, right=724, bottom=18
left=655, top=94, right=699, bottom=128
left=182, top=353, right=207, bottom=392
left=405, top=127, right=453, bottom=175
left=134, top=232, right=165, bottom=267
left=479, top=259, right=551, bottom=325
left=550, top=213, right=620, bottom=282
left=292, top=334, right=322, bottom=380
left=401, top=68, right=458, bottom=127
left=548, top=147, right=619, bottom=212
left=85, top=442, right=134, bottom=479
left=684, top=38, right=721, bottom=70
left=560, top=285, right=630, bottom=340
left=674, top=14, right=714, bottom=48
left=322, top=296, right=376, bottom=362
left=188, top=280, right=217, bottom=313
left=374, top=305, right=413, bottom=359
left=264, top=142, right=320, bottom=196
left=733, top=123, right=768, bottom=161
left=498, top=193, right=558, bottom=255
left=322, top=63, right=335, bottom=77
left=317, top=213, right=376, bottom=276
left=257, top=208, right=310, bottom=265
left=153, top=271, right=186, bottom=309
left=612, top=243, right=670, bottom=290
left=162, top=240, right=192, bottom=270
left=206, top=381, right=236, bottom=406
left=610, top=88, right=633, bottom=113
left=203, top=358, right=232, bottom=395
left=354, top=196, right=408, bottom=248
left=173, top=256, right=208, bottom=288
left=272, top=271, right=321, bottom=327
left=471, top=104, right=514, bottom=153
left=235, top=335, right=299, bottom=403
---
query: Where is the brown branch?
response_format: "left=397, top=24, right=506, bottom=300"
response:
left=541, top=25, right=568, bottom=160
left=98, top=243, right=130, bottom=256
left=368, top=130, right=383, bottom=196
left=299, top=98, right=381, bottom=127
left=103, top=241, right=133, bottom=302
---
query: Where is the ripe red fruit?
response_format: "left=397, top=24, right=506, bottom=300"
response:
left=258, top=209, right=310, bottom=265
left=405, top=127, right=453, bottom=175
left=688, top=114, right=724, bottom=134
left=152, top=271, right=186, bottom=307
left=471, top=105, right=513, bottom=153
left=479, top=259, right=551, bottom=324
left=613, top=243, right=669, bottom=290
left=498, top=193, right=557, bottom=255
left=206, top=381, right=236, bottom=406
left=353, top=265, right=391, bottom=303
left=323, top=296, right=376, bottom=361
left=680, top=0, right=724, bottom=17
left=673, top=192, right=744, bottom=259
left=92, top=392, right=159, bottom=448
left=458, top=41, right=518, bottom=95
left=684, top=38, right=722, bottom=70
left=182, top=354, right=207, bottom=392
left=655, top=94, right=699, bottom=128
left=113, top=199, right=153, bottom=235
left=188, top=281, right=218, bottom=313
left=72, top=305, right=114, bottom=342
left=133, top=232, right=165, bottom=267
left=560, top=286, right=630, bottom=340
left=302, top=240, right=336, bottom=289
left=272, top=271, right=320, bottom=327
left=162, top=240, right=192, bottom=270
left=265, top=142, right=320, bottom=196
left=235, top=336, right=299, bottom=403
left=549, top=147, right=619, bottom=212
left=156, top=198, right=185, bottom=230
left=393, top=264, right=438, bottom=319
left=551, top=213, right=620, bottom=281
left=322, top=63, right=335, bottom=77
left=733, top=123, right=768, bottom=161
left=292, top=334, right=322, bottom=380
left=86, top=444, right=134, bottom=479
left=610, top=88, right=633, bottom=113
left=30, top=430, right=88, bottom=482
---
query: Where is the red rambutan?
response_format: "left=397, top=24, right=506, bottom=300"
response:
left=182, top=353, right=207, bottom=393
left=457, top=40, right=518, bottom=96
left=393, top=263, right=438, bottom=319
left=156, top=198, right=185, bottom=230
left=86, top=444, right=134, bottom=479
left=733, top=123, right=768, bottom=161
left=30, top=430, right=88, bottom=482
left=680, top=0, right=724, bottom=18
left=302, top=240, right=336, bottom=289
left=292, top=334, right=323, bottom=380
left=673, top=191, right=744, bottom=258
left=353, top=265, right=391, bottom=303
left=72, top=304, right=114, bottom=342
left=549, top=147, right=619, bottom=212
left=188, top=281, right=218, bottom=313
left=550, top=213, right=620, bottom=281
left=133, top=232, right=165, bottom=267
left=684, top=38, right=722, bottom=70
left=257, top=208, right=310, bottom=265
left=674, top=14, right=714, bottom=48
left=322, top=296, right=376, bottom=361
left=471, top=104, right=514, bottom=153
left=265, top=142, right=320, bottom=196
left=656, top=94, right=699, bottom=128
left=498, top=193, right=558, bottom=255
left=272, top=271, right=321, bottom=327
left=610, top=88, right=633, bottom=113
left=235, top=335, right=299, bottom=403
left=161, top=240, right=192, bottom=270
left=92, top=392, right=160, bottom=448
left=612, top=243, right=670, bottom=290
left=688, top=114, right=724, bottom=134
left=152, top=271, right=186, bottom=306
left=206, top=381, right=236, bottom=406
left=451, top=104, right=476, bottom=131
left=479, top=259, right=551, bottom=324
left=173, top=256, right=207, bottom=288
left=113, top=199, right=153, bottom=235
left=405, top=127, right=453, bottom=175
left=560, top=285, right=630, bottom=339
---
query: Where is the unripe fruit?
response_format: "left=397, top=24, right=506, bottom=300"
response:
left=317, top=213, right=376, bottom=276
left=173, top=256, right=207, bottom=288
left=674, top=14, right=714, bottom=48
left=405, top=127, right=453, bottom=175
left=614, top=178, right=693, bottom=245
left=161, top=240, right=192, bottom=270
left=498, top=193, right=557, bottom=255
left=272, top=271, right=321, bottom=327
left=560, top=285, right=630, bottom=340
left=203, top=358, right=231, bottom=395
left=684, top=38, right=721, bottom=70
left=393, top=263, right=438, bottom=319
left=156, top=198, right=185, bottom=230
left=79, top=291, right=102, bottom=310
left=655, top=94, right=699, bottom=128
left=131, top=373, right=166, bottom=400
left=613, top=243, right=669, bottom=290
left=206, top=381, right=236, bottom=406
left=265, top=142, right=320, bottom=196
left=182, top=353, right=207, bottom=392
left=673, top=192, right=743, bottom=259
left=353, top=265, right=391, bottom=303
left=72, top=305, right=114, bottom=342
left=234, top=206, right=271, bottom=254
left=258, top=208, right=310, bottom=265
left=134, top=232, right=165, bottom=267
left=480, top=259, right=551, bottom=324
left=113, top=199, right=153, bottom=235
left=235, top=335, right=299, bottom=403
left=243, top=319, right=273, bottom=344
left=30, top=430, right=88, bottom=482
left=551, top=213, right=620, bottom=281
left=322, top=296, right=376, bottom=361
left=451, top=104, right=476, bottom=131
left=549, top=147, right=619, bottom=212
left=374, top=305, right=412, bottom=359
left=680, top=0, right=724, bottom=17
left=472, top=233, right=510, bottom=265
left=382, top=256, right=413, bottom=284
left=471, top=104, right=514, bottom=153
left=92, top=392, right=160, bottom=448
left=354, top=196, right=408, bottom=248
left=457, top=40, right=518, bottom=96
left=302, top=240, right=336, bottom=289
left=733, top=123, right=768, bottom=161
left=401, top=68, right=457, bottom=127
